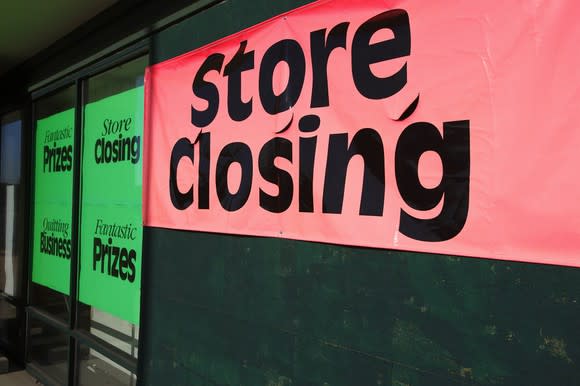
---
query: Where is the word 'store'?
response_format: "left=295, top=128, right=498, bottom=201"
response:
left=144, top=0, right=580, bottom=267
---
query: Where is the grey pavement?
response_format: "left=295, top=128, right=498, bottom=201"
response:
left=0, top=371, right=41, bottom=386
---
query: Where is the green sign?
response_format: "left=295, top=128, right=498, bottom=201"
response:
left=78, top=86, right=143, bottom=324
left=32, top=109, right=74, bottom=294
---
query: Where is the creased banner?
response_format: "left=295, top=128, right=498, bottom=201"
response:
left=144, top=0, right=580, bottom=267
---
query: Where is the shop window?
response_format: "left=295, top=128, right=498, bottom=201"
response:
left=0, top=110, right=24, bottom=298
left=28, top=53, right=145, bottom=385
left=28, top=315, right=70, bottom=385
left=0, top=110, right=27, bottom=358
left=0, top=297, right=23, bottom=358
left=77, top=55, right=146, bottom=360
left=30, top=85, right=76, bottom=322
left=77, top=343, right=137, bottom=386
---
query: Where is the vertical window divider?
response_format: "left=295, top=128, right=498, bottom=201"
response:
left=68, top=78, right=85, bottom=386
left=20, top=101, right=33, bottom=364
left=25, top=46, right=146, bottom=385
left=24, top=100, right=37, bottom=365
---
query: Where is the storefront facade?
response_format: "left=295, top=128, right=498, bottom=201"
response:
left=1, top=1, right=579, bottom=385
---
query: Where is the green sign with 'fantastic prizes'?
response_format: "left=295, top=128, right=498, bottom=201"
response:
left=32, top=109, right=74, bottom=295
left=79, top=86, right=144, bottom=324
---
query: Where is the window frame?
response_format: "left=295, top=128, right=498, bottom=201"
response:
left=27, top=40, right=148, bottom=386
left=0, top=107, right=30, bottom=365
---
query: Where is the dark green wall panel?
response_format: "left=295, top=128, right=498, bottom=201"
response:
left=151, top=0, right=312, bottom=65
left=140, top=1, right=580, bottom=385
left=140, top=228, right=580, bottom=385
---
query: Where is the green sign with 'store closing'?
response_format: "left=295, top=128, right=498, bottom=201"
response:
left=79, top=86, right=144, bottom=324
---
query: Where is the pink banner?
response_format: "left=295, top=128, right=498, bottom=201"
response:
left=144, top=0, right=580, bottom=267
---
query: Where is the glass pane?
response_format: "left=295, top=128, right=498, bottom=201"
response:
left=0, top=111, right=25, bottom=298
left=86, top=57, right=145, bottom=104
left=0, top=297, right=24, bottom=357
left=1, top=111, right=22, bottom=184
left=78, top=344, right=137, bottom=386
left=31, top=85, right=75, bottom=321
left=28, top=316, right=69, bottom=385
left=78, top=56, right=146, bottom=357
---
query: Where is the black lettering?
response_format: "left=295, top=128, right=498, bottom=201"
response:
left=55, top=146, right=61, bottom=172
left=131, top=135, right=140, bottom=164
left=323, top=128, right=385, bottom=216
left=119, top=248, right=128, bottom=281
left=310, top=22, right=349, bottom=107
left=95, top=138, right=103, bottom=164
left=102, top=119, right=111, bottom=136
left=112, top=246, right=120, bottom=278
left=191, top=53, right=225, bottom=127
left=64, top=145, right=72, bottom=171
left=43, top=146, right=50, bottom=172
left=259, top=39, right=306, bottom=115
left=259, top=138, right=293, bottom=213
left=93, top=238, right=102, bottom=271
left=224, top=41, right=255, bottom=122
left=198, top=132, right=211, bottom=209
left=112, top=135, right=120, bottom=161
left=128, top=250, right=137, bottom=283
left=298, top=115, right=320, bottom=212
left=169, top=138, right=194, bottom=210
left=215, top=142, right=253, bottom=211
left=352, top=9, right=410, bottom=99
left=66, top=239, right=71, bottom=259
left=106, top=238, right=112, bottom=275
left=395, top=120, right=470, bottom=241
left=104, top=140, right=112, bottom=162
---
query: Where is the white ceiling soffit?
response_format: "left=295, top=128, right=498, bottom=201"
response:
left=0, top=0, right=119, bottom=75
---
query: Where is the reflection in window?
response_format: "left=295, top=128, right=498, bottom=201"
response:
left=28, top=316, right=69, bottom=385
left=0, top=297, right=24, bottom=359
left=0, top=111, right=24, bottom=298
left=78, top=343, right=137, bottom=386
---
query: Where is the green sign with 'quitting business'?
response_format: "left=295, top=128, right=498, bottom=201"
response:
left=32, top=109, right=74, bottom=295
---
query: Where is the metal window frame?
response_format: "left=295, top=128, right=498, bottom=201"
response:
left=26, top=41, right=147, bottom=386
left=0, top=105, right=31, bottom=365
left=22, top=1, right=228, bottom=384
